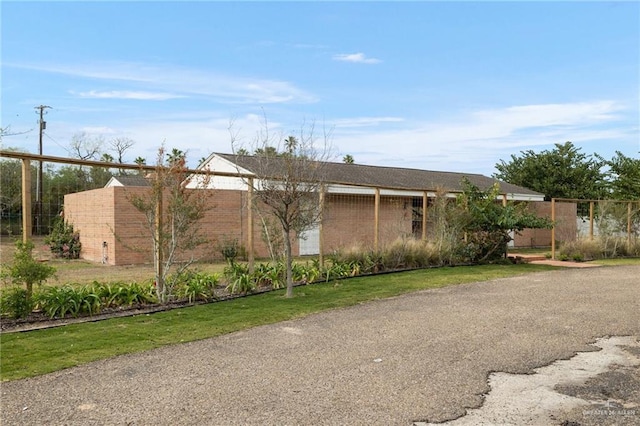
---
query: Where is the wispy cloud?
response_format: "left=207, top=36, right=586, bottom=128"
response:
left=333, top=117, right=404, bottom=128
left=332, top=53, right=381, bottom=64
left=8, top=61, right=316, bottom=104
left=73, top=90, right=184, bottom=100
left=332, top=100, right=633, bottom=174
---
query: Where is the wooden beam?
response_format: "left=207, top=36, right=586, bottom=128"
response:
left=628, top=202, right=632, bottom=247
left=589, top=201, right=594, bottom=240
left=318, top=188, right=325, bottom=267
left=551, top=198, right=556, bottom=260
left=154, top=186, right=163, bottom=295
left=422, top=191, right=428, bottom=241
left=374, top=188, right=380, bottom=251
left=247, top=178, right=254, bottom=273
left=21, top=159, right=32, bottom=244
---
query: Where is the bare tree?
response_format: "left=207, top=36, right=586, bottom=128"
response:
left=232, top=121, right=333, bottom=298
left=128, top=146, right=212, bottom=303
left=109, top=137, right=136, bottom=174
left=0, top=126, right=32, bottom=143
left=69, top=132, right=103, bottom=160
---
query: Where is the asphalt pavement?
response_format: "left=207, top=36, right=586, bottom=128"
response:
left=1, top=265, right=639, bottom=425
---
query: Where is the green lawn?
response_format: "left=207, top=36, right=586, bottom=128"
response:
left=591, top=258, right=640, bottom=266
left=1, top=263, right=558, bottom=381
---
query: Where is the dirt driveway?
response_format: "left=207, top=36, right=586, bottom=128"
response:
left=1, top=265, right=639, bottom=425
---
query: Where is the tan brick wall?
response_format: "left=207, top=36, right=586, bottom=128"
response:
left=65, top=187, right=302, bottom=265
left=512, top=201, right=577, bottom=247
left=64, top=188, right=115, bottom=264
left=322, top=194, right=411, bottom=251
left=65, top=188, right=568, bottom=264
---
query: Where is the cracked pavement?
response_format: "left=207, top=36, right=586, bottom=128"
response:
left=1, top=265, right=639, bottom=425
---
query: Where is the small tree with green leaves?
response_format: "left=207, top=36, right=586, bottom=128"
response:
left=457, top=179, right=553, bottom=262
left=232, top=121, right=332, bottom=298
left=128, top=146, right=212, bottom=303
left=4, top=240, right=56, bottom=300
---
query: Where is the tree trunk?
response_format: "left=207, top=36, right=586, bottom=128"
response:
left=284, top=229, right=293, bottom=298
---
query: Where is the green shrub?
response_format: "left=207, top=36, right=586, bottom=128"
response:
left=219, top=237, right=241, bottom=263
left=3, top=240, right=56, bottom=298
left=45, top=218, right=82, bottom=259
left=253, top=262, right=284, bottom=289
left=176, top=272, right=220, bottom=303
left=226, top=273, right=255, bottom=294
left=94, top=281, right=156, bottom=307
left=39, top=285, right=101, bottom=319
left=0, top=287, right=35, bottom=319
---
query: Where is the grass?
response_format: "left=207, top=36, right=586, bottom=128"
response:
left=0, top=263, right=558, bottom=381
left=507, top=247, right=551, bottom=255
left=591, top=258, right=640, bottom=266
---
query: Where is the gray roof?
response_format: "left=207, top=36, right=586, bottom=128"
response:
left=215, top=153, right=542, bottom=196
left=109, top=175, right=151, bottom=187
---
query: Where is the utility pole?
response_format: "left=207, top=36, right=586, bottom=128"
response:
left=34, top=105, right=51, bottom=235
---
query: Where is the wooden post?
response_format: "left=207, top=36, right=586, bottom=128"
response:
left=502, top=194, right=507, bottom=207
left=318, top=188, right=325, bottom=267
left=374, top=188, right=380, bottom=251
left=21, top=159, right=32, bottom=244
left=155, top=187, right=163, bottom=297
left=551, top=198, right=556, bottom=260
left=247, top=178, right=254, bottom=273
left=628, top=202, right=632, bottom=247
left=589, top=201, right=594, bottom=240
left=422, top=191, right=428, bottom=241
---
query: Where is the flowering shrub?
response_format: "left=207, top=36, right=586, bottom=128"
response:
left=45, top=218, right=82, bottom=259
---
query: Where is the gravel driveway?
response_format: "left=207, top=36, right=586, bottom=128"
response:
left=2, top=265, right=639, bottom=425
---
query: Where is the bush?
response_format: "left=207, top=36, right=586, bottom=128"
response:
left=45, top=218, right=82, bottom=259
left=94, top=281, right=157, bottom=307
left=559, top=236, right=640, bottom=261
left=3, top=240, right=56, bottom=297
left=175, top=272, right=220, bottom=303
left=0, top=287, right=35, bottom=319
left=226, top=273, right=255, bottom=294
left=558, top=239, right=602, bottom=261
left=39, top=285, right=101, bottom=319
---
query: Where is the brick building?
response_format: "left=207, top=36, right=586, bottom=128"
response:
left=64, top=154, right=574, bottom=265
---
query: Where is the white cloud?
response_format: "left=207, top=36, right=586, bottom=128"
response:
left=74, top=90, right=184, bottom=100
left=331, top=100, right=633, bottom=174
left=80, top=126, right=117, bottom=134
left=332, top=117, right=405, bottom=128
left=332, top=53, right=381, bottom=64
left=10, top=61, right=316, bottom=104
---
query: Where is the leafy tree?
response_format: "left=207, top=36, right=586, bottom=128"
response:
left=457, top=179, right=553, bottom=262
left=128, top=146, right=212, bottom=303
left=4, top=240, right=56, bottom=299
left=597, top=151, right=640, bottom=200
left=89, top=153, right=115, bottom=187
left=0, top=157, right=25, bottom=234
left=343, top=154, right=354, bottom=164
left=232, top=124, right=332, bottom=298
left=254, top=146, right=278, bottom=157
left=494, top=142, right=606, bottom=200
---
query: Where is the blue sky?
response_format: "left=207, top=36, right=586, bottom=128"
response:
left=2, top=1, right=638, bottom=176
